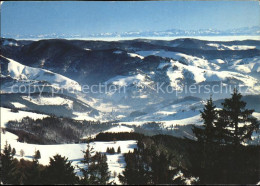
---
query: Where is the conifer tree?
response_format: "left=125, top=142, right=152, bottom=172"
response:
left=214, top=109, right=230, bottom=144
left=79, top=141, right=110, bottom=184
left=98, top=153, right=110, bottom=184
left=111, top=147, right=115, bottom=154
left=151, top=151, right=177, bottom=184
left=34, top=150, right=41, bottom=160
left=11, top=159, right=31, bottom=184
left=0, top=142, right=17, bottom=184
left=11, top=148, right=16, bottom=157
left=44, top=154, right=78, bottom=184
left=25, top=159, right=42, bottom=185
left=117, top=146, right=121, bottom=154
left=20, top=149, right=25, bottom=157
left=79, top=141, right=95, bottom=184
left=192, top=97, right=218, bottom=143
left=219, top=88, right=259, bottom=145
left=89, top=152, right=110, bottom=184
left=119, top=149, right=150, bottom=184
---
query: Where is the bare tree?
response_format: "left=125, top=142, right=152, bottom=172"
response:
left=20, top=149, right=25, bottom=157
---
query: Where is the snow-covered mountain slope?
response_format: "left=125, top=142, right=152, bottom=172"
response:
left=165, top=60, right=259, bottom=92
left=121, top=95, right=260, bottom=127
left=0, top=55, right=81, bottom=92
left=100, top=51, right=260, bottom=114
left=106, top=74, right=151, bottom=87
left=227, top=56, right=260, bottom=74
left=206, top=43, right=259, bottom=50
left=120, top=97, right=203, bottom=126
left=1, top=93, right=100, bottom=120
left=120, top=49, right=260, bottom=91
left=137, top=50, right=213, bottom=69
left=0, top=56, right=102, bottom=119
left=135, top=50, right=260, bottom=73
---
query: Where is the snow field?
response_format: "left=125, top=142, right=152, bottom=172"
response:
left=105, top=74, right=151, bottom=87
left=22, top=96, right=73, bottom=108
left=0, top=107, right=47, bottom=127
left=206, top=43, right=257, bottom=50
left=0, top=107, right=137, bottom=184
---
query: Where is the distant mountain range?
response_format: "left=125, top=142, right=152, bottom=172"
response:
left=2, top=26, right=260, bottom=39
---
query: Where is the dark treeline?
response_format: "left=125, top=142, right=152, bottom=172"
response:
left=5, top=128, right=46, bottom=144
left=106, top=146, right=121, bottom=154
left=5, top=116, right=113, bottom=144
left=106, top=147, right=116, bottom=154
left=95, top=132, right=145, bottom=141
left=119, top=134, right=260, bottom=184
left=2, top=133, right=259, bottom=185
left=119, top=137, right=197, bottom=184
left=119, top=89, right=260, bottom=184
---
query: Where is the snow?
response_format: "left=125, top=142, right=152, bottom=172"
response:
left=22, top=96, right=73, bottom=108
left=207, top=43, right=256, bottom=50
left=139, top=94, right=148, bottom=98
left=105, top=74, right=150, bottom=87
left=119, top=99, right=204, bottom=128
left=1, top=130, right=137, bottom=184
left=173, top=170, right=199, bottom=185
left=3, top=40, right=19, bottom=46
left=103, top=125, right=134, bottom=133
left=8, top=96, right=98, bottom=122
left=2, top=56, right=81, bottom=91
left=0, top=107, right=48, bottom=127
left=119, top=121, right=147, bottom=126
left=127, top=52, right=144, bottom=59
left=228, top=57, right=260, bottom=74
left=167, top=64, right=184, bottom=90
left=122, top=114, right=202, bottom=127
left=252, top=112, right=260, bottom=120
left=165, top=60, right=259, bottom=92
left=210, top=59, right=225, bottom=64
left=87, top=101, right=115, bottom=113
left=10, top=102, right=27, bottom=108
left=72, top=112, right=97, bottom=121
left=137, top=50, right=186, bottom=63
left=134, top=50, right=259, bottom=92
left=136, top=50, right=259, bottom=86
left=132, top=100, right=203, bottom=127
left=231, top=65, right=252, bottom=74
left=137, top=50, right=211, bottom=69
left=158, top=62, right=170, bottom=69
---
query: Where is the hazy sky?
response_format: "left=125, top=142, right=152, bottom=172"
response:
left=1, top=1, right=260, bottom=36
